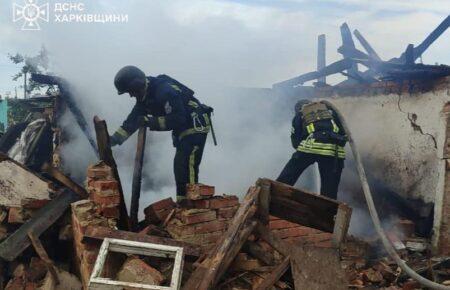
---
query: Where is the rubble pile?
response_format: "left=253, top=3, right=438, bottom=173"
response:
left=0, top=150, right=449, bottom=290
left=0, top=112, right=448, bottom=290
left=341, top=221, right=450, bottom=289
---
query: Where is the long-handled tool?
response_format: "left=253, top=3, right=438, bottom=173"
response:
left=130, top=126, right=147, bottom=231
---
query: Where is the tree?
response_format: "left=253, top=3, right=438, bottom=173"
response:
left=8, top=46, right=52, bottom=98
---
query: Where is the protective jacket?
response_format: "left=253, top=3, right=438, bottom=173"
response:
left=112, top=75, right=211, bottom=147
left=291, top=101, right=346, bottom=159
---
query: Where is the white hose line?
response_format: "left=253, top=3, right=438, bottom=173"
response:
left=322, top=100, right=450, bottom=290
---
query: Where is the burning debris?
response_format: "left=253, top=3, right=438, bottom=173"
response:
left=0, top=10, right=449, bottom=290
left=273, top=15, right=450, bottom=90
left=0, top=95, right=446, bottom=290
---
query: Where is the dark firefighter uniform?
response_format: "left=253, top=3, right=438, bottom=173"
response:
left=276, top=100, right=347, bottom=200
left=111, top=74, right=211, bottom=200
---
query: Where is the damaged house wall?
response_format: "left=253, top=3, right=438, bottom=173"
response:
left=313, top=76, right=450, bottom=253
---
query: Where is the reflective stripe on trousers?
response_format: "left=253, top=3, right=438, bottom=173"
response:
left=189, top=146, right=199, bottom=184
left=297, top=139, right=345, bottom=159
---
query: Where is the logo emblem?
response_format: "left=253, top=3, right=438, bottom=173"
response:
left=13, top=0, right=49, bottom=31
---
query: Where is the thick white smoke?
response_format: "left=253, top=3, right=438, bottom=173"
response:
left=1, top=0, right=448, bottom=223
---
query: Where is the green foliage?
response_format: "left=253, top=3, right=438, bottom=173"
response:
left=8, top=46, right=52, bottom=95
left=7, top=100, right=28, bottom=125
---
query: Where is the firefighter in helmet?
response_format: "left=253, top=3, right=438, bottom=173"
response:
left=110, top=65, right=213, bottom=201
left=276, top=99, right=347, bottom=200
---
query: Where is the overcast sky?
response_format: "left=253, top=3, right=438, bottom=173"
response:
left=1, top=0, right=449, bottom=97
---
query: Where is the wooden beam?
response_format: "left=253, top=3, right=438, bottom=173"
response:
left=317, top=34, right=326, bottom=83
left=130, top=127, right=147, bottom=231
left=267, top=179, right=340, bottom=211
left=0, top=189, right=79, bottom=261
left=290, top=246, right=348, bottom=290
left=270, top=195, right=335, bottom=232
left=93, top=116, right=129, bottom=230
left=183, top=186, right=260, bottom=290
left=41, top=163, right=88, bottom=198
left=261, top=178, right=341, bottom=233
left=255, top=222, right=290, bottom=257
left=256, top=178, right=271, bottom=225
left=254, top=256, right=290, bottom=290
left=332, top=204, right=352, bottom=248
left=82, top=226, right=201, bottom=257
left=244, top=241, right=276, bottom=266
left=28, top=231, right=60, bottom=285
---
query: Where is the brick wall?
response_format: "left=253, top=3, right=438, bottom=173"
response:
left=269, top=215, right=333, bottom=248
left=71, top=200, right=110, bottom=288
left=86, top=161, right=121, bottom=219
left=71, top=161, right=122, bottom=289
left=166, top=195, right=239, bottom=252
left=144, top=185, right=239, bottom=252
left=144, top=184, right=333, bottom=252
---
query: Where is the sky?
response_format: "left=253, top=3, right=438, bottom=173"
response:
left=1, top=0, right=449, bottom=96
left=0, top=0, right=449, bottom=221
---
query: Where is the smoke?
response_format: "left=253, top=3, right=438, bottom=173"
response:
left=2, top=0, right=447, bottom=221
left=31, top=1, right=317, bottom=214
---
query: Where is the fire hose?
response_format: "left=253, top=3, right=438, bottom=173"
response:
left=321, top=100, right=450, bottom=290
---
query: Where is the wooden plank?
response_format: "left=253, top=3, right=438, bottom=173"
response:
left=130, top=127, right=147, bottom=231
left=0, top=153, right=53, bottom=207
left=267, top=179, right=340, bottom=212
left=41, top=162, right=88, bottom=198
left=28, top=231, right=60, bottom=285
left=183, top=186, right=260, bottom=290
left=290, top=246, right=348, bottom=290
left=90, top=238, right=184, bottom=290
left=245, top=241, right=276, bottom=266
left=93, top=116, right=129, bottom=230
left=256, top=178, right=271, bottom=225
left=82, top=226, right=201, bottom=257
left=332, top=204, right=352, bottom=248
left=0, top=189, right=79, bottom=261
left=270, top=195, right=335, bottom=232
left=317, top=34, right=326, bottom=83
left=254, top=256, right=290, bottom=290
left=185, top=220, right=257, bottom=290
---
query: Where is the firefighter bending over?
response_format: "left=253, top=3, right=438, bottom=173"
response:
left=110, top=66, right=212, bottom=201
left=276, top=99, right=347, bottom=200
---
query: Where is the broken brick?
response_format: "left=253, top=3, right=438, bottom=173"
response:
left=5, top=277, right=25, bottom=290
left=20, top=198, right=50, bottom=209
left=144, top=198, right=176, bottom=212
left=91, top=192, right=120, bottom=208
left=98, top=206, right=120, bottom=218
left=217, top=206, right=238, bottom=219
left=87, top=161, right=114, bottom=180
left=209, top=196, right=239, bottom=209
left=8, top=207, right=25, bottom=224
left=171, top=230, right=223, bottom=246
left=230, top=253, right=263, bottom=271
left=180, top=209, right=216, bottom=225
left=269, top=219, right=300, bottom=230
left=186, top=183, right=215, bottom=200
left=167, top=219, right=227, bottom=237
left=116, top=257, right=164, bottom=286
left=144, top=198, right=177, bottom=224
left=91, top=180, right=119, bottom=192
left=28, top=258, right=47, bottom=282
left=191, top=199, right=210, bottom=209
